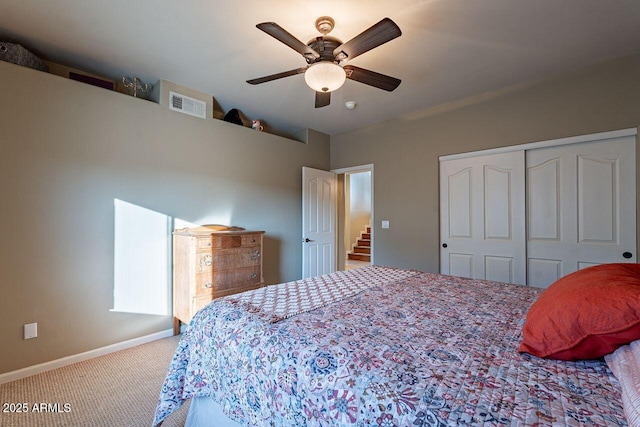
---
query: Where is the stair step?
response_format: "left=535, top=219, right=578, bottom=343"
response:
left=354, top=246, right=370, bottom=254
left=358, top=239, right=370, bottom=247
left=362, top=233, right=371, bottom=240
left=348, top=253, right=371, bottom=261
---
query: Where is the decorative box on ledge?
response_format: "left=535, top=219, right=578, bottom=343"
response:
left=45, top=61, right=117, bottom=91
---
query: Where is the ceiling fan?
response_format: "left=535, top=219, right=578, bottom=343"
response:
left=247, top=16, right=402, bottom=108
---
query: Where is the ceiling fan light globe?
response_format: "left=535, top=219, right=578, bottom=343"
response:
left=305, top=62, right=346, bottom=93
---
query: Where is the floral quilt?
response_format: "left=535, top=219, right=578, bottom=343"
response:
left=153, top=267, right=626, bottom=426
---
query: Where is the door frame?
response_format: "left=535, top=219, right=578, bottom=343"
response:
left=332, top=164, right=375, bottom=270
left=439, top=128, right=636, bottom=161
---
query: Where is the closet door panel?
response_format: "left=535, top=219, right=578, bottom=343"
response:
left=484, top=166, right=512, bottom=240
left=528, top=158, right=560, bottom=241
left=448, top=168, right=473, bottom=238
left=485, top=255, right=513, bottom=283
left=527, top=258, right=562, bottom=288
left=526, top=135, right=636, bottom=288
left=449, top=253, right=473, bottom=278
left=440, top=151, right=526, bottom=284
left=577, top=155, right=616, bottom=243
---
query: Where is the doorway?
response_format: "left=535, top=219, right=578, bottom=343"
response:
left=334, top=165, right=374, bottom=271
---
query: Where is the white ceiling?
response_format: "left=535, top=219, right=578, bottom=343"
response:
left=2, top=0, right=640, bottom=136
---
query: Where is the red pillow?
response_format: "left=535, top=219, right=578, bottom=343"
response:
left=519, top=263, right=640, bottom=361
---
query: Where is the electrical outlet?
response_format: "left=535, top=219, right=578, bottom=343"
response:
left=381, top=220, right=390, bottom=229
left=24, top=323, right=37, bottom=340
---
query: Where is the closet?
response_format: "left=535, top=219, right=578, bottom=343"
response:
left=439, top=128, right=637, bottom=288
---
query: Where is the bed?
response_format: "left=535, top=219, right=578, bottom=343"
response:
left=153, top=265, right=639, bottom=426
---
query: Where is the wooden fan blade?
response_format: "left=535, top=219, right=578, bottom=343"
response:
left=333, top=18, right=401, bottom=61
left=257, top=22, right=320, bottom=60
left=343, top=65, right=401, bottom=91
left=247, top=67, right=307, bottom=85
left=315, top=91, right=331, bottom=108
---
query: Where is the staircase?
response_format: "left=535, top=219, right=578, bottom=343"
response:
left=347, top=225, right=371, bottom=262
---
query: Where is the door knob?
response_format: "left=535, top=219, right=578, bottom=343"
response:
left=623, top=252, right=633, bottom=259
left=303, top=238, right=314, bottom=243
left=442, top=243, right=448, bottom=248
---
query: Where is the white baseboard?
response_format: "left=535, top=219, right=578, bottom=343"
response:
left=0, top=328, right=175, bottom=385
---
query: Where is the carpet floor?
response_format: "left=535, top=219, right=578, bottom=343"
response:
left=0, top=335, right=189, bottom=427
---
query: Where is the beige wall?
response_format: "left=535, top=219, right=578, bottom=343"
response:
left=0, top=60, right=329, bottom=374
left=331, top=54, right=640, bottom=273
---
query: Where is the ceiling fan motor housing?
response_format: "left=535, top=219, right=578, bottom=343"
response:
left=306, top=36, right=343, bottom=64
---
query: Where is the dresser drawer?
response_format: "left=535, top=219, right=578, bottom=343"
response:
left=195, top=273, right=215, bottom=296
left=213, top=248, right=261, bottom=268
left=194, top=268, right=261, bottom=296
left=212, top=265, right=261, bottom=288
left=195, top=237, right=214, bottom=251
left=213, top=282, right=263, bottom=299
left=212, top=235, right=242, bottom=249
left=241, top=233, right=261, bottom=247
left=210, top=233, right=262, bottom=249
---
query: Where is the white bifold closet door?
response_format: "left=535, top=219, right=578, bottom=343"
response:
left=440, top=151, right=527, bottom=285
left=440, top=131, right=636, bottom=288
left=526, top=135, right=636, bottom=287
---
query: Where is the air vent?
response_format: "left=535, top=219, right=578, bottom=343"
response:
left=169, top=91, right=207, bottom=119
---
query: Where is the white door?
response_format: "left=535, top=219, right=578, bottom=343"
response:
left=302, top=167, right=337, bottom=278
left=527, top=135, right=636, bottom=287
left=440, top=151, right=526, bottom=284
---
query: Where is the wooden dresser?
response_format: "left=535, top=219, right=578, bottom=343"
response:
left=172, top=225, right=265, bottom=334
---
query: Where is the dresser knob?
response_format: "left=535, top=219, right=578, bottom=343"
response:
left=250, top=273, right=257, bottom=279
left=204, top=282, right=213, bottom=288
